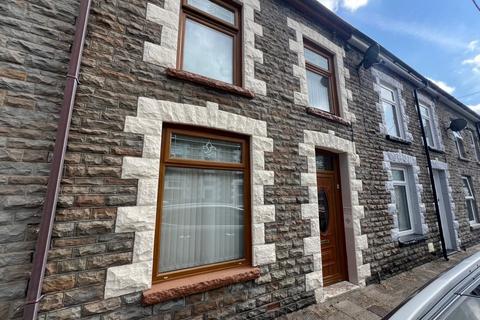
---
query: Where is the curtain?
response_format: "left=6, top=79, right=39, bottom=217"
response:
left=159, top=167, right=244, bottom=273
left=307, top=70, right=331, bottom=112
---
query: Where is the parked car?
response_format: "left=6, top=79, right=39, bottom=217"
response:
left=386, top=251, right=480, bottom=320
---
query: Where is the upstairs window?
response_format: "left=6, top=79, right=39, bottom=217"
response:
left=468, top=130, right=480, bottom=162
left=179, top=0, right=242, bottom=85
left=380, top=84, right=403, bottom=138
left=462, top=176, right=479, bottom=224
left=304, top=40, right=339, bottom=115
left=453, top=131, right=467, bottom=159
left=419, top=104, right=437, bottom=148
left=392, top=167, right=416, bottom=235
left=154, top=125, right=251, bottom=282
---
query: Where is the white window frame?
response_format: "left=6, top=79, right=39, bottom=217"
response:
left=468, top=130, right=480, bottom=162
left=462, top=176, right=479, bottom=224
left=380, top=83, right=405, bottom=139
left=453, top=131, right=467, bottom=159
left=419, top=103, right=439, bottom=149
left=392, top=166, right=416, bottom=236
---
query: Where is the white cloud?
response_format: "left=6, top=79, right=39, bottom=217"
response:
left=469, top=103, right=480, bottom=114
left=317, top=0, right=368, bottom=12
left=468, top=40, right=479, bottom=52
left=427, top=78, right=455, bottom=94
left=463, top=54, right=480, bottom=73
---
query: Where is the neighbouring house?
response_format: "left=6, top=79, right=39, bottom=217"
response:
left=1, top=0, right=480, bottom=319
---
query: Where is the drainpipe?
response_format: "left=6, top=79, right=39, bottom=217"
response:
left=23, top=1, right=92, bottom=319
left=413, top=85, right=448, bottom=261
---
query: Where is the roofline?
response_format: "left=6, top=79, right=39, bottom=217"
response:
left=284, top=0, right=480, bottom=122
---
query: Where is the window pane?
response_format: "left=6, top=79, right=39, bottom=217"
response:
left=188, top=0, right=235, bottom=24
left=467, top=200, right=476, bottom=222
left=307, top=70, right=332, bottom=112
left=463, top=178, right=473, bottom=197
left=383, top=102, right=401, bottom=137
left=304, top=47, right=329, bottom=70
left=424, top=118, right=434, bottom=146
left=395, top=185, right=412, bottom=231
left=392, top=169, right=405, bottom=182
left=183, top=19, right=233, bottom=83
left=316, top=154, right=334, bottom=171
left=159, top=167, right=244, bottom=272
left=170, top=133, right=242, bottom=163
left=380, top=86, right=395, bottom=102
left=456, top=137, right=466, bottom=158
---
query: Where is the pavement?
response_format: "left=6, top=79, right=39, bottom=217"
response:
left=278, top=244, right=480, bottom=320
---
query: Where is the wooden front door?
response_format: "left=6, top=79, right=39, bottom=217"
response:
left=316, top=151, right=348, bottom=286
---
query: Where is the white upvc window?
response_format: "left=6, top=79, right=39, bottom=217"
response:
left=462, top=176, right=479, bottom=224
left=380, top=84, right=404, bottom=139
left=392, top=167, right=415, bottom=235
left=468, top=130, right=480, bottom=162
left=453, top=131, right=467, bottom=159
left=419, top=103, right=438, bottom=148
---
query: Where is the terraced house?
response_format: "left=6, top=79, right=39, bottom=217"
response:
left=1, top=0, right=480, bottom=319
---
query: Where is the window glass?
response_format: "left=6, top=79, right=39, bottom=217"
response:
left=380, top=86, right=395, bottom=102
left=304, top=48, right=329, bottom=70
left=420, top=105, right=435, bottom=147
left=316, top=154, right=334, bottom=171
left=307, top=70, right=331, bottom=112
left=159, top=167, right=244, bottom=272
left=170, top=133, right=242, bottom=163
left=463, top=178, right=473, bottom=197
left=454, top=131, right=467, bottom=158
left=183, top=19, right=233, bottom=83
left=395, top=185, right=412, bottom=231
left=440, top=297, right=480, bottom=319
left=392, top=169, right=405, bottom=181
left=383, top=102, right=401, bottom=137
left=469, top=131, right=480, bottom=161
left=188, top=0, right=235, bottom=24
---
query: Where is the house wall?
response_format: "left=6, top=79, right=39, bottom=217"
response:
left=0, top=1, right=78, bottom=318
left=0, top=0, right=479, bottom=319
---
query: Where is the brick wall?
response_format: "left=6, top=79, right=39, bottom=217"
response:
left=0, top=1, right=78, bottom=318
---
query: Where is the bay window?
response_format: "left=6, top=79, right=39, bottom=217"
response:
left=380, top=84, right=403, bottom=138
left=154, top=125, right=251, bottom=282
left=392, top=167, right=415, bottom=235
left=179, top=0, right=241, bottom=85
left=304, top=39, right=339, bottom=115
left=462, top=176, right=479, bottom=224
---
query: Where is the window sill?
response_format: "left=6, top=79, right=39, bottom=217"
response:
left=386, top=135, right=412, bottom=145
left=142, top=266, right=260, bottom=305
left=470, top=223, right=480, bottom=230
left=306, top=107, right=351, bottom=126
left=166, top=68, right=255, bottom=99
left=398, top=233, right=427, bottom=246
left=428, top=146, right=445, bottom=154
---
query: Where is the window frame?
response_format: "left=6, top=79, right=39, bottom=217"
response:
left=419, top=103, right=437, bottom=148
left=468, top=130, right=480, bottom=162
left=177, top=0, right=243, bottom=86
left=462, top=176, right=479, bottom=224
left=153, top=124, right=251, bottom=284
left=391, top=166, right=416, bottom=236
left=303, top=38, right=339, bottom=116
left=453, top=131, right=467, bottom=159
left=380, top=83, right=404, bottom=139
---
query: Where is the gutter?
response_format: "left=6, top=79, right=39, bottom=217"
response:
left=23, top=0, right=92, bottom=319
left=413, top=85, right=449, bottom=261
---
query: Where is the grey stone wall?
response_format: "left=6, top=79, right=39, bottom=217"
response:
left=0, top=0, right=478, bottom=319
left=0, top=1, right=78, bottom=318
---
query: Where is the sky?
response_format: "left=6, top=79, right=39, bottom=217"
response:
left=316, top=0, right=480, bottom=114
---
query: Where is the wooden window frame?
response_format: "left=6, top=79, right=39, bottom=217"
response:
left=153, top=124, right=251, bottom=284
left=304, top=38, right=340, bottom=116
left=177, top=0, right=243, bottom=86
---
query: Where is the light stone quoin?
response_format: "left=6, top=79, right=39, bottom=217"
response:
left=144, top=0, right=266, bottom=95
left=299, top=130, right=370, bottom=303
left=104, top=98, right=276, bottom=298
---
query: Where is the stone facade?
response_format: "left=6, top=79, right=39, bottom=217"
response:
left=0, top=0, right=479, bottom=319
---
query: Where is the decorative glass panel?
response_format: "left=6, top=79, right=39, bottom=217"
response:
left=380, top=86, right=395, bottom=102
left=395, top=185, right=412, bottom=231
left=392, top=169, right=405, bottom=182
left=170, top=133, right=242, bottom=163
left=316, top=154, right=334, bottom=171
left=183, top=19, right=233, bottom=83
left=383, top=101, right=401, bottom=137
left=159, top=167, right=244, bottom=272
left=307, top=70, right=332, bottom=112
left=304, top=47, right=329, bottom=70
left=188, top=0, right=235, bottom=24
left=318, top=190, right=329, bottom=233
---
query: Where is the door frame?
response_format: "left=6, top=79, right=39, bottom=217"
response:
left=316, top=149, right=349, bottom=286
